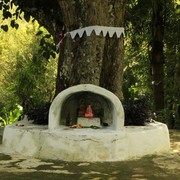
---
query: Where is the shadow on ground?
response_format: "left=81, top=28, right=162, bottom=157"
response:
left=0, top=127, right=180, bottom=180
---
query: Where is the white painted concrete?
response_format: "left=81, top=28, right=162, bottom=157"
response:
left=2, top=121, right=170, bottom=162
left=1, top=84, right=170, bottom=161
left=49, top=84, right=124, bottom=131
left=77, top=117, right=101, bottom=127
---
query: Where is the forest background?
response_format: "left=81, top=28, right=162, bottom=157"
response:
left=0, top=0, right=179, bottom=129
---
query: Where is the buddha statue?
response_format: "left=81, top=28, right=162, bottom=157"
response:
left=84, top=105, right=94, bottom=118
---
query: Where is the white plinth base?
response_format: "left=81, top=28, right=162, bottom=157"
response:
left=77, top=117, right=101, bottom=127
left=2, top=122, right=170, bottom=162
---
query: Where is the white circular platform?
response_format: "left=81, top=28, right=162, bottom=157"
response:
left=2, top=121, right=170, bottom=161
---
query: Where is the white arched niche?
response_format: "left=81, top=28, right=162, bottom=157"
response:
left=48, top=84, right=124, bottom=131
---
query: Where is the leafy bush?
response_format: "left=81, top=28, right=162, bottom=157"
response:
left=123, top=98, right=149, bottom=126
left=157, top=106, right=180, bottom=129
left=0, top=105, right=22, bottom=127
left=0, top=16, right=57, bottom=126
left=25, top=103, right=50, bottom=125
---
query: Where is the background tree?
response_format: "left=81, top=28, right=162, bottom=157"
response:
left=55, top=0, right=126, bottom=99
left=162, top=0, right=180, bottom=128
left=124, top=0, right=180, bottom=128
left=3, top=0, right=127, bottom=99
left=0, top=11, right=57, bottom=125
left=1, top=0, right=179, bottom=128
left=124, top=0, right=165, bottom=111
left=150, top=0, right=165, bottom=111
left=124, top=0, right=152, bottom=101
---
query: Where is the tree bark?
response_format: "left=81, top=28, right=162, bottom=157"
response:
left=55, top=0, right=126, bottom=99
left=15, top=0, right=127, bottom=99
left=151, top=0, right=165, bottom=111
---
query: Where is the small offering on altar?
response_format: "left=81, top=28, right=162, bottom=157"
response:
left=84, top=105, right=94, bottom=118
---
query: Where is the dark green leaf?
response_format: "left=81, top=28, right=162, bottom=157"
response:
left=52, top=45, right=56, bottom=51
left=4, top=0, right=10, bottom=4
left=51, top=52, right=56, bottom=59
left=1, top=25, right=8, bottom=32
left=15, top=23, right=19, bottom=29
left=176, top=5, right=180, bottom=10
left=3, top=10, right=12, bottom=19
left=0, top=2, right=3, bottom=10
left=10, top=1, right=13, bottom=9
left=19, top=15, right=22, bottom=20
left=3, top=4, right=10, bottom=10
left=10, top=20, right=15, bottom=28
left=40, top=38, right=45, bottom=46
left=36, top=31, right=43, bottom=36
left=42, top=51, right=50, bottom=60
left=14, top=10, right=19, bottom=19
left=20, top=9, right=23, bottom=15
left=12, top=0, right=18, bottom=6
left=44, top=34, right=51, bottom=39
left=24, top=12, right=30, bottom=22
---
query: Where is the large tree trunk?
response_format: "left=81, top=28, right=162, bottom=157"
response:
left=15, top=0, right=126, bottom=99
left=151, top=0, right=165, bottom=111
left=55, top=0, right=126, bottom=99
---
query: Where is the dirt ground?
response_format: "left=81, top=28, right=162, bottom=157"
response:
left=0, top=128, right=179, bottom=180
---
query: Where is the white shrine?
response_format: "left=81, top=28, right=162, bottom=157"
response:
left=2, top=84, right=170, bottom=161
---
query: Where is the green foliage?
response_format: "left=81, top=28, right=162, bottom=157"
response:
left=0, top=0, right=31, bottom=29
left=10, top=19, right=19, bottom=29
left=156, top=108, right=175, bottom=128
left=1, top=0, right=56, bottom=60
left=0, top=12, right=57, bottom=125
left=26, top=103, right=50, bottom=125
left=1, top=0, right=179, bottom=128
left=123, top=98, right=149, bottom=126
left=162, top=0, right=180, bottom=128
left=10, top=29, right=57, bottom=115
left=0, top=105, right=22, bottom=127
left=38, top=33, right=57, bottom=59
left=124, top=0, right=180, bottom=128
left=24, top=11, right=30, bottom=22
left=124, top=0, right=152, bottom=101
left=1, top=0, right=20, bottom=30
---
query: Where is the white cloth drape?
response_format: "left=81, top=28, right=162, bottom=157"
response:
left=66, top=26, right=125, bottom=39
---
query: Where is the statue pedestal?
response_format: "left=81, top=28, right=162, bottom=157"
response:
left=77, top=117, right=101, bottom=127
